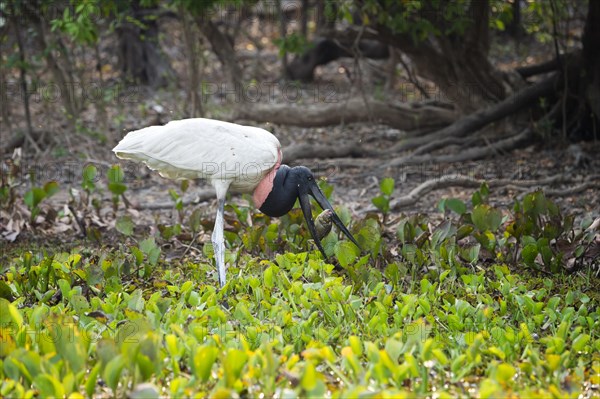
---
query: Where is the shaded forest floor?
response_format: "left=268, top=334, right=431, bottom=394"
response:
left=2, top=23, right=599, bottom=259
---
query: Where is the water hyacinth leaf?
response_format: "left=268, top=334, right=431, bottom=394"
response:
left=103, top=355, right=126, bottom=393
left=371, top=196, right=389, bottom=214
left=456, top=224, right=474, bottom=240
left=108, top=182, right=127, bottom=196
left=462, top=244, right=480, bottom=264
left=189, top=209, right=202, bottom=233
left=82, top=164, right=97, bottom=191
left=521, top=244, right=538, bottom=265
left=24, top=187, right=46, bottom=209
left=0, top=280, right=14, bottom=301
left=523, top=191, right=547, bottom=217
left=34, top=374, right=65, bottom=398
left=300, top=362, right=318, bottom=391
left=108, top=165, right=124, bottom=183
left=494, top=363, right=516, bottom=384
left=446, top=198, right=467, bottom=215
left=116, top=216, right=134, bottom=236
left=108, top=165, right=127, bottom=195
left=334, top=241, right=360, bottom=268
left=139, top=237, right=161, bottom=266
left=572, top=334, right=590, bottom=352
left=223, top=349, right=248, bottom=387
left=192, top=345, right=219, bottom=383
left=131, top=246, right=144, bottom=265
left=472, top=204, right=503, bottom=232
left=136, top=353, right=155, bottom=381
left=264, top=265, right=276, bottom=288
left=380, top=177, right=395, bottom=196
left=43, top=181, right=60, bottom=197
left=85, top=363, right=102, bottom=398
left=50, top=320, right=87, bottom=372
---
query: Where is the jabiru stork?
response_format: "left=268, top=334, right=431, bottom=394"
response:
left=113, top=118, right=359, bottom=287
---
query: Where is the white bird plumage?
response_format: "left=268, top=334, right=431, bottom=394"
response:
left=113, top=118, right=280, bottom=191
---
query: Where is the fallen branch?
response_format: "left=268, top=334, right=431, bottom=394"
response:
left=234, top=97, right=456, bottom=131
left=387, top=73, right=559, bottom=153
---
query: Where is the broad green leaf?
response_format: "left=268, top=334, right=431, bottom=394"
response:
left=371, top=196, right=389, bottom=213
left=0, top=280, right=14, bottom=300
left=24, top=187, right=46, bottom=209
left=446, top=198, right=466, bottom=215
left=82, top=164, right=98, bottom=190
left=50, top=319, right=87, bottom=372
left=301, top=362, right=318, bottom=391
left=116, top=216, right=134, bottom=236
left=108, top=182, right=127, bottom=195
left=264, top=265, right=275, bottom=288
left=108, top=165, right=124, bottom=183
left=521, top=244, right=538, bottom=265
left=495, top=363, right=515, bottom=384
left=103, top=355, right=125, bottom=393
left=472, top=204, right=503, bottom=232
left=43, top=181, right=60, bottom=197
left=334, top=241, right=360, bottom=268
left=224, top=349, right=248, bottom=387
left=34, top=374, right=65, bottom=398
left=85, top=363, right=102, bottom=398
left=572, top=334, right=590, bottom=352
left=380, top=177, right=395, bottom=196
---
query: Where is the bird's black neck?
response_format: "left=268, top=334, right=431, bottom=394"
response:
left=259, top=165, right=299, bottom=217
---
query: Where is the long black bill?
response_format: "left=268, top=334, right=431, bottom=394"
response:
left=298, top=182, right=361, bottom=258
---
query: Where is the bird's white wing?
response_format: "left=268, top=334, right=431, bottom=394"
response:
left=113, top=118, right=281, bottom=192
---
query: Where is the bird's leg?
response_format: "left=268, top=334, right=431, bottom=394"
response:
left=212, top=197, right=227, bottom=287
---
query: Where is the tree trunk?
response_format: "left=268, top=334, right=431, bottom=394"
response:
left=354, top=0, right=507, bottom=113
left=180, top=7, right=203, bottom=118
left=0, top=25, right=11, bottom=133
left=582, top=0, right=600, bottom=127
left=116, top=1, right=173, bottom=88
left=196, top=16, right=242, bottom=87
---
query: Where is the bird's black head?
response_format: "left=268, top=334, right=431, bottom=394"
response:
left=259, top=165, right=360, bottom=258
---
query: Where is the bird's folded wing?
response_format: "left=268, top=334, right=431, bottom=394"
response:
left=113, top=118, right=280, bottom=186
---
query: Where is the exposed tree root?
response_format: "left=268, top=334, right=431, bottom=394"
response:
left=516, top=57, right=561, bottom=79
left=4, top=131, right=44, bottom=155
left=384, top=128, right=533, bottom=167
left=283, top=142, right=376, bottom=163
left=366, top=174, right=583, bottom=212
left=234, top=97, right=456, bottom=131
left=143, top=189, right=216, bottom=210
left=544, top=179, right=600, bottom=197
left=386, top=74, right=559, bottom=153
